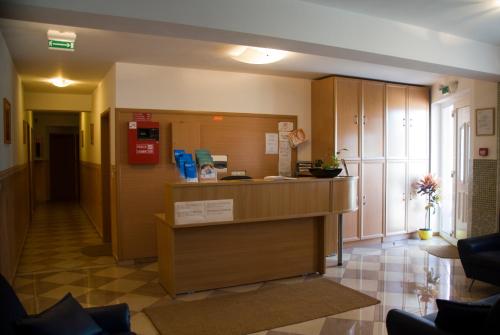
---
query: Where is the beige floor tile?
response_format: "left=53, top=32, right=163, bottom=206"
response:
left=94, top=267, right=137, bottom=278
left=40, top=285, right=91, bottom=300
left=273, top=317, right=326, bottom=335
left=111, top=293, right=160, bottom=312
left=131, top=312, right=160, bottom=335
left=42, top=271, right=87, bottom=284
left=98, top=278, right=146, bottom=293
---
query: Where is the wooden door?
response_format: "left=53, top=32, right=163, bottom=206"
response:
left=335, top=77, right=360, bottom=159
left=362, top=81, right=385, bottom=159
left=361, top=161, right=384, bottom=238
left=408, top=86, right=429, bottom=160
left=101, top=113, right=111, bottom=242
left=386, top=161, right=407, bottom=235
left=49, top=133, right=78, bottom=201
left=386, top=85, right=407, bottom=159
left=407, top=160, right=429, bottom=233
left=340, top=162, right=360, bottom=241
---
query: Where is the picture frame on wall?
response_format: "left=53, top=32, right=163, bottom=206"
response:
left=476, top=108, right=495, bottom=136
left=3, top=98, right=11, bottom=144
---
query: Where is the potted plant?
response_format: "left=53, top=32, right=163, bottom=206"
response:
left=310, top=149, right=347, bottom=178
left=415, top=174, right=441, bottom=240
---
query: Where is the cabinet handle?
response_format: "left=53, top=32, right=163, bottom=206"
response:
left=402, top=193, right=406, bottom=201
left=403, top=117, right=406, bottom=127
left=354, top=115, right=358, bottom=125
left=362, top=195, right=366, bottom=206
left=362, top=115, right=366, bottom=125
left=409, top=118, right=413, bottom=127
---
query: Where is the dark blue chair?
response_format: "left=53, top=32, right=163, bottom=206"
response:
left=386, top=294, right=500, bottom=335
left=457, top=233, right=500, bottom=289
left=0, top=274, right=135, bottom=335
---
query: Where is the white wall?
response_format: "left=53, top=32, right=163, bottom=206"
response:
left=115, top=62, right=312, bottom=160
left=0, top=32, right=25, bottom=171
left=25, top=92, right=92, bottom=112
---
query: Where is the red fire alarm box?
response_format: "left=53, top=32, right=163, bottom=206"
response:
left=128, top=121, right=160, bottom=164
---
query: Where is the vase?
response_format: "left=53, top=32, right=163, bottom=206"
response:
left=418, top=228, right=433, bottom=240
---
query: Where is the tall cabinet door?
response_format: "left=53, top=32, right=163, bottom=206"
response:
left=361, top=161, right=384, bottom=239
left=311, top=78, right=334, bottom=163
left=386, top=161, right=407, bottom=235
left=408, top=86, right=429, bottom=160
left=336, top=77, right=361, bottom=159
left=340, top=162, right=360, bottom=241
left=407, top=160, right=429, bottom=233
left=386, top=85, right=407, bottom=159
left=362, top=81, right=385, bottom=159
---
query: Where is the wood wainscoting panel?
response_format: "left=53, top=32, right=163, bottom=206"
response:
left=110, top=164, right=119, bottom=259
left=33, top=160, right=49, bottom=203
left=80, top=161, right=103, bottom=237
left=0, top=165, right=30, bottom=282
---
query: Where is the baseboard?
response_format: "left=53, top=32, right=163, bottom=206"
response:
left=79, top=203, right=103, bottom=239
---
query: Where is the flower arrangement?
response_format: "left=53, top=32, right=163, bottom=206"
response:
left=415, top=174, right=441, bottom=231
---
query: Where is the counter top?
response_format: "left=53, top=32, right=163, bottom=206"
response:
left=167, top=176, right=358, bottom=188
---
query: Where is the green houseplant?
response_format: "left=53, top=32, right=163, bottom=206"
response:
left=415, top=174, right=441, bottom=240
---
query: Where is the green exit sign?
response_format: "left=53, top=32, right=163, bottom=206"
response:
left=48, top=39, right=75, bottom=51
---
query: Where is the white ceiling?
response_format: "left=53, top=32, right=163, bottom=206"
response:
left=304, top=0, right=500, bottom=45
left=0, top=18, right=442, bottom=94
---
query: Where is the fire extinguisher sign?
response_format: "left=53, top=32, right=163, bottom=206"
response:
left=136, top=143, right=154, bottom=154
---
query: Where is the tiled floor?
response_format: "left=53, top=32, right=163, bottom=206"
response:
left=14, top=204, right=500, bottom=334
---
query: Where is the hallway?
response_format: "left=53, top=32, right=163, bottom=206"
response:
left=16, top=202, right=115, bottom=275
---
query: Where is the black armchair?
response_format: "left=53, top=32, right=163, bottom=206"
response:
left=386, top=294, right=500, bottom=335
left=0, top=274, right=135, bottom=335
left=457, top=233, right=500, bottom=287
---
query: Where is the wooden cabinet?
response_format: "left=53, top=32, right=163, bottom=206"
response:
left=407, top=160, right=430, bottom=232
left=340, top=162, right=360, bottom=241
left=361, top=161, right=384, bottom=238
left=336, top=77, right=361, bottom=159
left=386, top=85, right=407, bottom=159
left=408, top=87, right=429, bottom=160
left=312, top=76, right=430, bottom=244
left=362, top=81, right=385, bottom=159
left=386, top=161, right=407, bottom=235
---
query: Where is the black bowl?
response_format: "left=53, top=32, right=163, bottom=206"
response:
left=309, top=168, right=342, bottom=178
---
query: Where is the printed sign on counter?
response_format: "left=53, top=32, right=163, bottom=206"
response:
left=174, top=199, right=234, bottom=225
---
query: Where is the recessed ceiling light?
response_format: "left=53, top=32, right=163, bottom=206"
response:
left=230, top=46, right=287, bottom=64
left=49, top=77, right=73, bottom=88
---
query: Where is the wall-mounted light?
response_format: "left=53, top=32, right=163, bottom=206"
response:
left=49, top=77, right=73, bottom=88
left=230, top=46, right=287, bottom=64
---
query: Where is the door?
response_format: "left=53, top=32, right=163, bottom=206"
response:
left=408, top=86, right=429, bottom=159
left=49, top=133, right=78, bottom=201
left=336, top=77, right=361, bottom=159
left=439, top=105, right=456, bottom=237
left=455, top=106, right=471, bottom=239
left=361, top=161, right=384, bottom=238
left=386, top=161, right=407, bottom=235
left=101, top=113, right=111, bottom=242
left=407, top=160, right=430, bottom=233
left=362, top=81, right=385, bottom=159
left=340, top=162, right=360, bottom=241
left=386, top=85, right=407, bottom=159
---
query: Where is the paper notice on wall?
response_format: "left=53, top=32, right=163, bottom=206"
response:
left=279, top=140, right=292, bottom=176
left=278, top=121, right=294, bottom=132
left=265, top=133, right=279, bottom=154
left=174, top=199, right=233, bottom=225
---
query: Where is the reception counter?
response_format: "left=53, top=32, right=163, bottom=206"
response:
left=156, top=177, right=357, bottom=297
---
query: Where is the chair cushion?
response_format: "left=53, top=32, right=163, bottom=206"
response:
left=485, top=299, right=500, bottom=335
left=435, top=299, right=491, bottom=335
left=468, top=251, right=500, bottom=268
left=15, top=293, right=103, bottom=335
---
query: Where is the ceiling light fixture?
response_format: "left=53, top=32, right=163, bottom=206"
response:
left=49, top=77, right=73, bottom=88
left=230, top=46, right=287, bottom=64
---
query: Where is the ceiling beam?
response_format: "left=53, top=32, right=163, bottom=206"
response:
left=2, top=0, right=499, bottom=80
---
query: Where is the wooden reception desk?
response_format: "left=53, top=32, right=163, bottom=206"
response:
left=157, top=177, right=357, bottom=297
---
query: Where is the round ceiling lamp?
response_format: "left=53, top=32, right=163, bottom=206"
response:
left=49, top=77, right=74, bottom=88
left=230, top=46, right=287, bottom=64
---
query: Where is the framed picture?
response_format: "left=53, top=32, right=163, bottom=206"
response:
left=3, top=98, right=11, bottom=144
left=90, top=123, right=94, bottom=145
left=476, top=108, right=495, bottom=136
